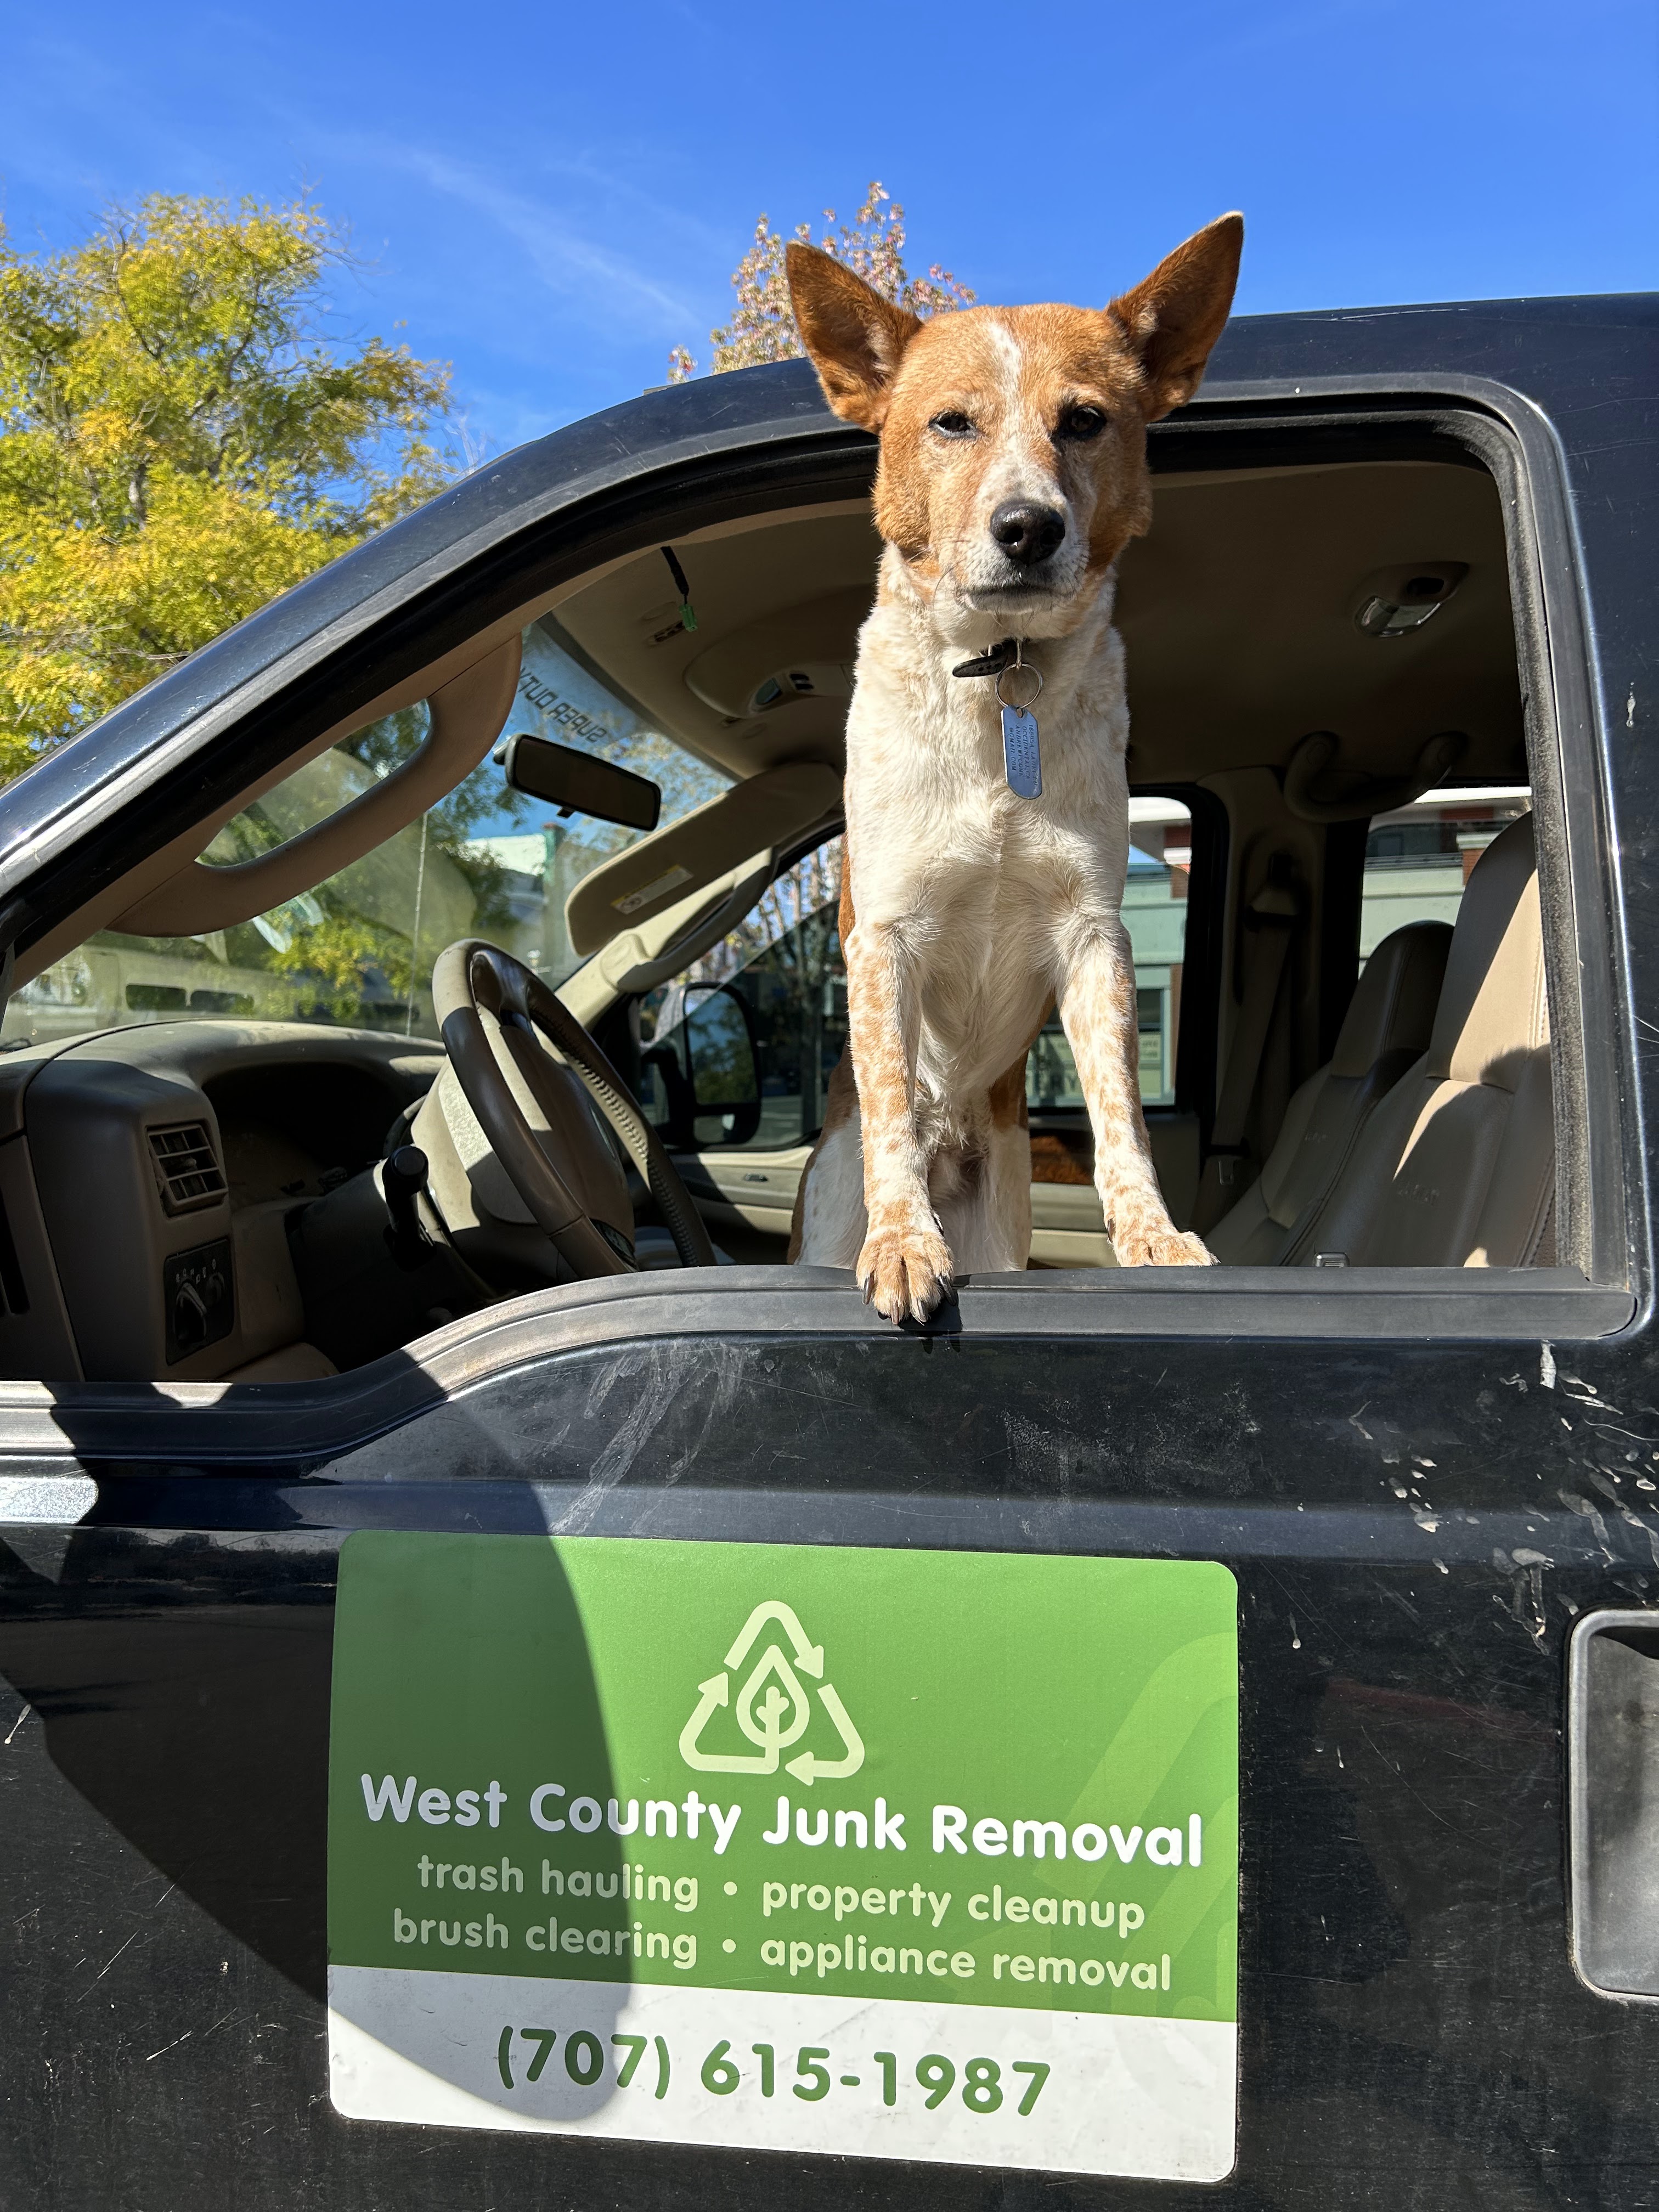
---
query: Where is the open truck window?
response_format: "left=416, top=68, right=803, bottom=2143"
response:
left=533, top=439, right=1561, bottom=1296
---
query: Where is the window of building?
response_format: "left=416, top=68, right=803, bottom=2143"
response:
left=1026, top=797, right=1193, bottom=1112
left=1360, top=785, right=1531, bottom=962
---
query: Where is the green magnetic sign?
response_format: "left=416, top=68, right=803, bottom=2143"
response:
left=327, top=1534, right=1239, bottom=2177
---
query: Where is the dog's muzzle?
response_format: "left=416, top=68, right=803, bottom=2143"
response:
left=988, top=500, right=1066, bottom=568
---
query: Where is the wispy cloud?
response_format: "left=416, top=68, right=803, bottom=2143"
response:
left=306, top=134, right=701, bottom=335
left=1194, top=0, right=1379, bottom=63
left=449, top=386, right=574, bottom=453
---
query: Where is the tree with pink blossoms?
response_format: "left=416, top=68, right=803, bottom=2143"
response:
left=668, top=183, right=973, bottom=383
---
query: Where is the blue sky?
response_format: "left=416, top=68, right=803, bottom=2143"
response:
left=3, top=0, right=1655, bottom=460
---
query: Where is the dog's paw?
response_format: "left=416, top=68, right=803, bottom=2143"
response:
left=1113, top=1223, right=1216, bottom=1268
left=857, top=1222, right=955, bottom=1324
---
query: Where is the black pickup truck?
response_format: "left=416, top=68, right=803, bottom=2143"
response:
left=0, top=287, right=1652, bottom=2211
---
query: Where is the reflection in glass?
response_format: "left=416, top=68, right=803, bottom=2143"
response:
left=3, top=617, right=727, bottom=1048
left=1359, top=787, right=1530, bottom=962
left=685, top=990, right=758, bottom=1110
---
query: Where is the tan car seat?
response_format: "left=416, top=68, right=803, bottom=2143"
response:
left=1209, top=921, right=1452, bottom=1265
left=1294, top=810, right=1553, bottom=1267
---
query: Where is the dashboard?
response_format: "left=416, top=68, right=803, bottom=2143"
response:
left=0, top=1022, right=445, bottom=1383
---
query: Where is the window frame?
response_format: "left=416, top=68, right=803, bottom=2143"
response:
left=1150, top=784, right=1229, bottom=1141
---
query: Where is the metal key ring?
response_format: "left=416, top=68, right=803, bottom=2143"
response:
left=996, top=661, right=1043, bottom=712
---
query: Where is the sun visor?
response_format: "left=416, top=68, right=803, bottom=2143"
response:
left=565, top=761, right=842, bottom=959
left=111, top=637, right=522, bottom=939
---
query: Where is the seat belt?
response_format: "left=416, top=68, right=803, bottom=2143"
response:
left=1191, top=857, right=1302, bottom=1233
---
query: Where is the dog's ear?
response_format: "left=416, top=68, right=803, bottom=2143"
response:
left=1107, top=214, right=1244, bottom=421
left=787, top=243, right=923, bottom=430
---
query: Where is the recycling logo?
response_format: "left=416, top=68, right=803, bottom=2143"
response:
left=678, top=1599, right=865, bottom=1787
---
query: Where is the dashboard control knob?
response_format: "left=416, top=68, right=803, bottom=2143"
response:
left=173, top=1279, right=209, bottom=1348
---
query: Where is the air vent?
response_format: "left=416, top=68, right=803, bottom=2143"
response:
left=147, top=1122, right=228, bottom=1215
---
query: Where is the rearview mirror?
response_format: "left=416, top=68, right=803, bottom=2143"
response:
left=493, top=733, right=661, bottom=832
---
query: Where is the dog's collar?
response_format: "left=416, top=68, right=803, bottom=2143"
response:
left=953, top=636, right=1043, bottom=798
left=951, top=637, right=1023, bottom=679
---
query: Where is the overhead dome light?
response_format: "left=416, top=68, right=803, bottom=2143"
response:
left=1352, top=561, right=1469, bottom=639
left=744, top=662, right=853, bottom=715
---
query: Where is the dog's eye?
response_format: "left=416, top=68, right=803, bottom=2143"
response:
left=928, top=410, right=976, bottom=438
left=1057, top=406, right=1108, bottom=441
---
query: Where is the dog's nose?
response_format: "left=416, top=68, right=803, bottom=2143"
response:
left=989, top=501, right=1066, bottom=567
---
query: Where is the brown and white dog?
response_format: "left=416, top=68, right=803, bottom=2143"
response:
left=785, top=215, right=1244, bottom=1322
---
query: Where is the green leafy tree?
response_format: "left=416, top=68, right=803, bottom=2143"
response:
left=0, top=193, right=454, bottom=781
left=669, top=182, right=974, bottom=381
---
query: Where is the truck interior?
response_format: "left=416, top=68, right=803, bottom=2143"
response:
left=0, top=437, right=1572, bottom=1383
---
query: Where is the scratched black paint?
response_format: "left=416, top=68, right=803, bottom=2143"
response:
left=0, top=291, right=1655, bottom=2209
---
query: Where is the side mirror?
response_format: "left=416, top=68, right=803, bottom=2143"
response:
left=682, top=984, right=761, bottom=1146
left=493, top=733, right=661, bottom=832
left=639, top=984, right=763, bottom=1149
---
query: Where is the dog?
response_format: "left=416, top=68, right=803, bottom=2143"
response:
left=785, top=215, right=1244, bottom=1322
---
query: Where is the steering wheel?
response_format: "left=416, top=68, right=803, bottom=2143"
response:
left=431, top=939, right=715, bottom=1277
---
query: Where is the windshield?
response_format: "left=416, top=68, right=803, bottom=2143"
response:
left=3, top=615, right=727, bottom=1048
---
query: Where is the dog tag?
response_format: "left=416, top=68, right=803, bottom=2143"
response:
left=1002, top=705, right=1042, bottom=798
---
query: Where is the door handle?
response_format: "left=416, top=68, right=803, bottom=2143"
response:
left=1570, top=1609, right=1659, bottom=1997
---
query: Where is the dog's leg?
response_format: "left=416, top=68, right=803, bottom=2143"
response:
left=946, top=1056, right=1032, bottom=1273
left=985, top=1057, right=1034, bottom=1271
left=1058, top=922, right=1214, bottom=1267
left=933, top=1133, right=1034, bottom=1274
left=791, top=1053, right=866, bottom=1267
left=927, top=1147, right=975, bottom=1267
left=983, top=1123, right=1034, bottom=1271
left=845, top=919, right=953, bottom=1321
